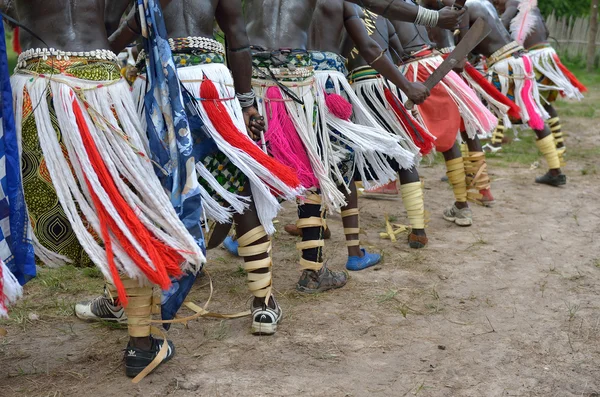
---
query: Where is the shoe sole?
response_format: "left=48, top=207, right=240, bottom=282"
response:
left=75, top=312, right=127, bottom=323
left=296, top=281, right=348, bottom=294
left=251, top=322, right=277, bottom=335
left=409, top=241, right=427, bottom=249
left=455, top=218, right=473, bottom=227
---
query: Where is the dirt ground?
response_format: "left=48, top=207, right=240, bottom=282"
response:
left=1, top=91, right=599, bottom=396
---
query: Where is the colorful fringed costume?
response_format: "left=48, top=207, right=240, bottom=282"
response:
left=439, top=47, right=521, bottom=131
left=251, top=48, right=347, bottom=212
left=527, top=43, right=587, bottom=102
left=310, top=51, right=414, bottom=190
left=399, top=48, right=497, bottom=149
left=348, top=66, right=434, bottom=156
left=487, top=41, right=549, bottom=129
left=12, top=49, right=205, bottom=303
left=133, top=42, right=302, bottom=235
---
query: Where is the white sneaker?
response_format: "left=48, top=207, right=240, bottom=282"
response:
left=75, top=294, right=127, bottom=323
left=443, top=204, right=473, bottom=227
left=251, top=296, right=282, bottom=336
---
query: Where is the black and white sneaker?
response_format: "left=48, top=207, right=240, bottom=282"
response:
left=124, top=337, right=176, bottom=378
left=251, top=296, right=282, bottom=336
left=75, top=294, right=126, bottom=323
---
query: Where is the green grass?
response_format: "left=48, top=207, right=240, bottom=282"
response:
left=486, top=130, right=540, bottom=166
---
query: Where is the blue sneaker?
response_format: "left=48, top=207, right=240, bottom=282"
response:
left=223, top=236, right=239, bottom=256
left=345, top=249, right=381, bottom=271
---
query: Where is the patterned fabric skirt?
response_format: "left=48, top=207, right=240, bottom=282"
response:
left=19, top=59, right=119, bottom=266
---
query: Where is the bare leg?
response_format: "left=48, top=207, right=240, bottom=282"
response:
left=397, top=166, right=428, bottom=248
left=341, top=180, right=363, bottom=258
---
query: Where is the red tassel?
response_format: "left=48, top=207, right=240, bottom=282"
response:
left=12, top=27, right=21, bottom=55
left=383, top=87, right=435, bottom=156
left=199, top=79, right=302, bottom=192
left=552, top=53, right=588, bottom=93
left=463, top=63, right=522, bottom=120
left=72, top=98, right=183, bottom=301
left=325, top=92, right=353, bottom=120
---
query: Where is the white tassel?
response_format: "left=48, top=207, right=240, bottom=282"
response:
left=462, top=70, right=513, bottom=130
left=1, top=259, right=23, bottom=318
left=528, top=47, right=584, bottom=101
left=11, top=73, right=206, bottom=286
left=488, top=56, right=549, bottom=125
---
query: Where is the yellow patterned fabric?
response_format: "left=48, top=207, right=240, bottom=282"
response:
left=20, top=58, right=122, bottom=266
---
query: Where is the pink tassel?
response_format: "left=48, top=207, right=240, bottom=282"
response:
left=325, top=92, right=353, bottom=120
left=265, top=87, right=319, bottom=189
left=521, top=56, right=545, bottom=130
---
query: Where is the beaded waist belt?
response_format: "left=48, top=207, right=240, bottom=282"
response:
left=17, top=48, right=119, bottom=68
left=348, top=66, right=380, bottom=83
left=137, top=36, right=225, bottom=64
left=439, top=46, right=455, bottom=54
left=168, top=37, right=225, bottom=55
left=252, top=65, right=314, bottom=80
left=526, top=42, right=552, bottom=52
left=487, top=41, right=524, bottom=67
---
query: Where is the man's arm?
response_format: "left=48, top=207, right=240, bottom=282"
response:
left=344, top=3, right=429, bottom=104
left=216, top=0, right=264, bottom=137
left=108, top=0, right=174, bottom=53
left=386, top=19, right=405, bottom=64
left=345, top=0, right=465, bottom=30
left=500, top=0, right=519, bottom=30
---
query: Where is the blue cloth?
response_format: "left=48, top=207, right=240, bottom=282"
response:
left=0, top=23, right=36, bottom=285
left=138, top=0, right=206, bottom=326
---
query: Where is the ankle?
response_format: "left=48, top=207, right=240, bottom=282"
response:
left=129, top=336, right=152, bottom=350
left=550, top=169, right=561, bottom=176
left=348, top=247, right=363, bottom=257
left=455, top=201, right=468, bottom=209
left=412, top=228, right=426, bottom=237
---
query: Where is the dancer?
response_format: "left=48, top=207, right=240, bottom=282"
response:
left=455, top=0, right=566, bottom=186
left=79, top=0, right=305, bottom=337
left=497, top=0, right=587, bottom=166
left=335, top=3, right=435, bottom=247
left=6, top=0, right=210, bottom=379
left=243, top=0, right=462, bottom=289
left=389, top=10, right=497, bottom=225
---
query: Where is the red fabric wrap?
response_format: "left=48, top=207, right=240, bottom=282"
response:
left=404, top=62, right=459, bottom=153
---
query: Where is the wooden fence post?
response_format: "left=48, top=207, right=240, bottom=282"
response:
left=588, top=0, right=599, bottom=71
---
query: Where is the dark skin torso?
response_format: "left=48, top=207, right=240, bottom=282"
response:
left=163, top=0, right=218, bottom=38
left=245, top=0, right=318, bottom=49
left=390, top=19, right=433, bottom=55
left=10, top=0, right=110, bottom=51
left=308, top=0, right=344, bottom=53
left=463, top=0, right=512, bottom=57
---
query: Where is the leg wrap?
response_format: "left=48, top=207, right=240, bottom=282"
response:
left=548, top=117, right=566, bottom=166
left=400, top=182, right=425, bottom=230
left=446, top=158, right=468, bottom=203
left=341, top=208, right=360, bottom=247
left=536, top=134, right=561, bottom=170
left=491, top=120, right=505, bottom=145
left=120, top=276, right=153, bottom=338
left=297, top=195, right=325, bottom=271
left=463, top=151, right=492, bottom=205
left=237, top=226, right=273, bottom=302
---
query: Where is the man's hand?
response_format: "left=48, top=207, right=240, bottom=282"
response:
left=404, top=82, right=430, bottom=105
left=436, top=6, right=466, bottom=29
left=243, top=106, right=265, bottom=140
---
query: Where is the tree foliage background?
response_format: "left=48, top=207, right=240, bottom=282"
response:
left=539, top=0, right=592, bottom=18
